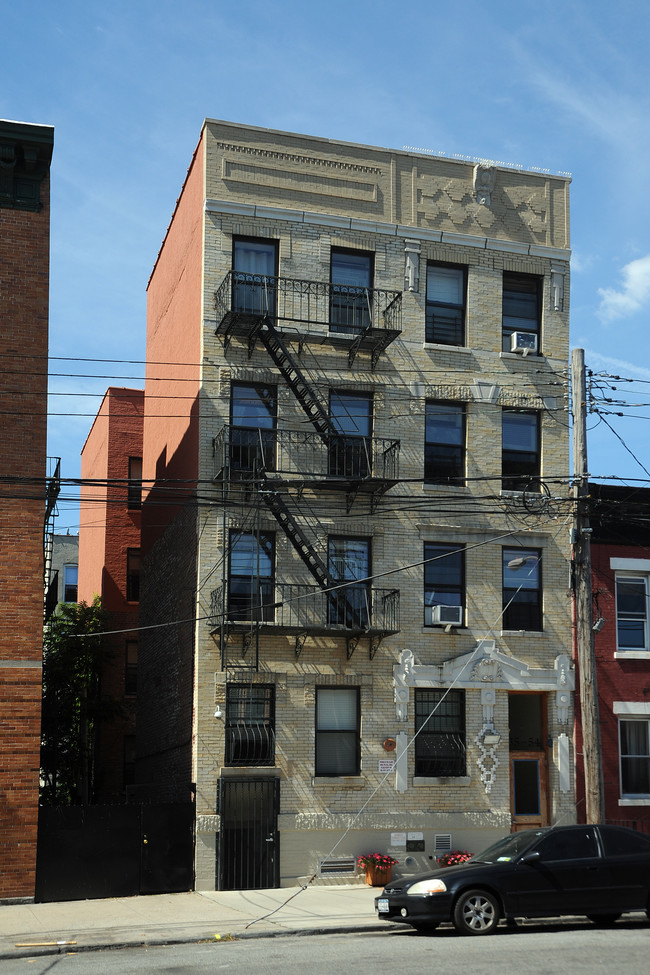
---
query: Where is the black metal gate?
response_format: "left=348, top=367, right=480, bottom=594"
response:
left=217, top=777, right=279, bottom=890
left=35, top=801, right=195, bottom=902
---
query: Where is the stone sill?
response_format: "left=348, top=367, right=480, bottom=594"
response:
left=413, top=776, right=471, bottom=786
left=312, top=776, right=366, bottom=788
left=500, top=629, right=545, bottom=637
left=422, top=342, right=474, bottom=354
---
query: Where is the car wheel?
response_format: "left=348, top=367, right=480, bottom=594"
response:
left=587, top=914, right=621, bottom=927
left=411, top=922, right=439, bottom=934
left=453, top=889, right=500, bottom=936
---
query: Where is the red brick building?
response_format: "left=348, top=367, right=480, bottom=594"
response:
left=78, top=387, right=143, bottom=801
left=0, top=119, right=54, bottom=900
left=575, top=484, right=650, bottom=827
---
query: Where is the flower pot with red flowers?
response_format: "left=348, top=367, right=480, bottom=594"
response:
left=437, top=849, right=472, bottom=867
left=357, top=853, right=398, bottom=886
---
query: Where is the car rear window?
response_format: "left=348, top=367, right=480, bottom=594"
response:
left=600, top=827, right=650, bottom=856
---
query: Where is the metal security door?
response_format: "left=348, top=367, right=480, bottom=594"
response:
left=140, top=802, right=195, bottom=894
left=217, top=777, right=279, bottom=890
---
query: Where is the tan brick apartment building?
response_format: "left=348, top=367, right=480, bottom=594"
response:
left=78, top=387, right=143, bottom=801
left=0, top=119, right=54, bottom=900
left=138, top=120, right=575, bottom=890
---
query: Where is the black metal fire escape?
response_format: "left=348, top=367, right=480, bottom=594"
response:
left=43, top=457, right=61, bottom=621
left=257, top=317, right=334, bottom=439
left=213, top=272, right=401, bottom=663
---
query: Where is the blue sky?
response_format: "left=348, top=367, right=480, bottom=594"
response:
left=4, top=0, right=650, bottom=531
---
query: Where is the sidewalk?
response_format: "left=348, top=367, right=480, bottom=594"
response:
left=0, top=884, right=387, bottom=959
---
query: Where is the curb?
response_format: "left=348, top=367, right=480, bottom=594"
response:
left=0, top=922, right=392, bottom=961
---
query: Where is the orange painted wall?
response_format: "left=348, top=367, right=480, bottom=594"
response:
left=142, top=133, right=205, bottom=553
left=79, top=392, right=110, bottom=603
left=79, top=387, right=144, bottom=609
left=78, top=387, right=143, bottom=801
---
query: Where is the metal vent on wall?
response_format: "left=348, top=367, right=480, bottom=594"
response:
left=434, top=833, right=452, bottom=853
left=318, top=856, right=357, bottom=876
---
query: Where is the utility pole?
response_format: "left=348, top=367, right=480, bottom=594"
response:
left=571, top=348, right=604, bottom=822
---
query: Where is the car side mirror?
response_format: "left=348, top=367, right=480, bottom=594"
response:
left=520, top=850, right=541, bottom=864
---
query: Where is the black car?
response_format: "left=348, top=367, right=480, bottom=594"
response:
left=375, top=824, right=650, bottom=935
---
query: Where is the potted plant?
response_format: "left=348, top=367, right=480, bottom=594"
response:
left=357, top=852, right=398, bottom=886
left=437, top=849, right=472, bottom=867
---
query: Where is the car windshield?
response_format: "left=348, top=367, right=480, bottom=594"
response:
left=472, top=830, right=546, bottom=863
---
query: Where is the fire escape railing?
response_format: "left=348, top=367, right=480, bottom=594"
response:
left=43, top=457, right=61, bottom=620
left=215, top=271, right=401, bottom=369
left=213, top=425, right=400, bottom=483
left=209, top=583, right=400, bottom=635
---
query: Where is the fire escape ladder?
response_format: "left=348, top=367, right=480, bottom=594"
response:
left=259, top=480, right=331, bottom=589
left=259, top=479, right=364, bottom=633
left=258, top=317, right=336, bottom=438
left=43, top=457, right=61, bottom=620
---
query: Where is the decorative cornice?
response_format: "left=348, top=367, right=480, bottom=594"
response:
left=204, top=198, right=571, bottom=262
left=0, top=120, right=53, bottom=211
left=216, top=142, right=382, bottom=176
left=394, top=645, right=574, bottom=694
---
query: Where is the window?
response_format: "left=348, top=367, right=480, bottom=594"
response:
left=315, top=686, right=360, bottom=776
left=426, top=264, right=466, bottom=345
left=63, top=564, right=78, bottom=603
left=228, top=531, right=275, bottom=622
left=225, top=684, right=275, bottom=766
left=328, top=537, right=370, bottom=629
left=502, top=272, right=540, bottom=353
left=619, top=719, right=650, bottom=796
left=424, top=543, right=464, bottom=626
left=232, top=237, right=278, bottom=316
left=600, top=824, right=650, bottom=856
left=502, top=409, right=540, bottom=491
left=329, top=391, right=372, bottom=478
left=127, top=457, right=143, bottom=509
left=125, top=641, right=138, bottom=696
left=425, top=402, right=465, bottom=484
left=536, top=828, right=598, bottom=861
left=415, top=689, right=466, bottom=776
left=502, top=548, right=542, bottom=630
left=126, top=549, right=140, bottom=602
left=330, top=249, right=372, bottom=333
left=616, top=575, right=649, bottom=651
left=230, top=382, right=277, bottom=474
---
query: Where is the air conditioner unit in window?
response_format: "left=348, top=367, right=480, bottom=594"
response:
left=510, top=332, right=538, bottom=355
left=426, top=604, right=463, bottom=626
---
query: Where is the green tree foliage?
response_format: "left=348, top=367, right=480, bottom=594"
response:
left=40, top=597, right=118, bottom=805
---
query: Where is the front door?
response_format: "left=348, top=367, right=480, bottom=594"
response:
left=217, top=777, right=279, bottom=890
left=509, top=693, right=549, bottom=831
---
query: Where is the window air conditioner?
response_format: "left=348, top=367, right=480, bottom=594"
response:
left=426, top=604, right=463, bottom=626
left=510, top=332, right=538, bottom=355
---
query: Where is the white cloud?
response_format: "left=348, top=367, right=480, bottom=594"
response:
left=597, top=254, right=650, bottom=323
